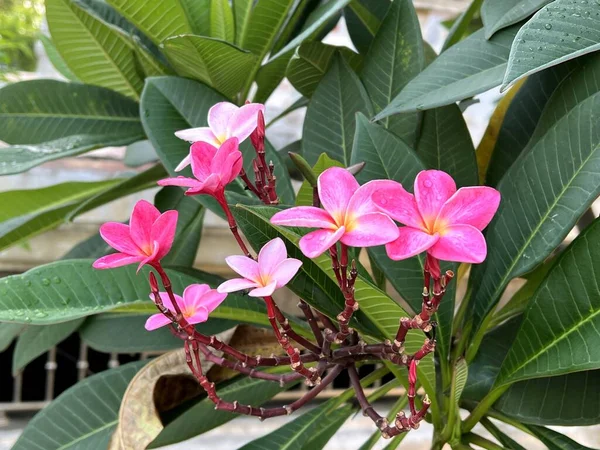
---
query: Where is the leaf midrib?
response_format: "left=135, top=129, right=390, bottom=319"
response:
left=57, top=420, right=115, bottom=450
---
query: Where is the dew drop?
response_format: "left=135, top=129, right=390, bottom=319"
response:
left=379, top=198, right=388, bottom=205
left=24, top=280, right=31, bottom=287
left=41, top=278, right=51, bottom=286
left=52, top=277, right=61, bottom=284
left=544, top=23, right=552, bottom=30
left=23, top=316, right=31, bottom=323
left=35, top=311, right=48, bottom=318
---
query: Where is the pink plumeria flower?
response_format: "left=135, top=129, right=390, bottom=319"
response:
left=217, top=238, right=302, bottom=298
left=174, top=102, right=264, bottom=171
left=93, top=200, right=177, bottom=271
left=157, top=137, right=243, bottom=198
left=372, top=170, right=501, bottom=264
left=145, top=284, right=227, bottom=330
left=270, top=167, right=399, bottom=258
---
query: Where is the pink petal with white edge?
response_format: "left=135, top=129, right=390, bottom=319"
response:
left=217, top=278, right=259, bottom=293
left=157, top=176, right=200, bottom=188
left=270, top=206, right=336, bottom=229
left=428, top=224, right=487, bottom=263
left=174, top=154, right=192, bottom=172
left=228, top=103, right=265, bottom=142
left=258, top=238, right=287, bottom=278
left=385, top=227, right=439, bottom=261
left=341, top=212, right=400, bottom=247
left=130, top=200, right=161, bottom=250
left=174, top=127, right=220, bottom=145
left=436, top=186, right=501, bottom=231
left=317, top=167, right=359, bottom=224
left=272, top=259, right=302, bottom=288
left=151, top=211, right=178, bottom=260
left=249, top=280, right=277, bottom=298
left=92, top=253, right=144, bottom=269
left=372, top=180, right=425, bottom=230
left=347, top=180, right=393, bottom=217
left=99, top=222, right=140, bottom=255
left=145, top=313, right=172, bottom=331
left=190, top=141, right=218, bottom=181
left=299, top=226, right=346, bottom=258
left=414, top=170, right=456, bottom=230
left=225, top=255, right=260, bottom=282
left=208, top=102, right=239, bottom=139
left=187, top=306, right=209, bottom=324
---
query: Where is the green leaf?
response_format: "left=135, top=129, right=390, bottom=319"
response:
left=181, top=0, right=210, bottom=35
left=442, top=0, right=484, bottom=51
left=270, top=0, right=353, bottom=61
left=233, top=0, right=253, bottom=45
left=0, top=180, right=121, bottom=252
left=0, top=134, right=144, bottom=176
left=482, top=0, right=551, bottom=39
left=12, top=361, right=145, bottom=450
left=496, top=218, right=600, bottom=386
left=453, top=359, right=469, bottom=405
left=295, top=153, right=343, bottom=206
left=374, top=25, right=519, bottom=117
left=0, top=260, right=271, bottom=328
left=416, top=104, right=478, bottom=187
left=344, top=0, right=390, bottom=54
left=38, top=34, right=78, bottom=81
left=46, top=0, right=143, bottom=99
left=124, top=140, right=158, bottom=167
left=106, top=0, right=193, bottom=45
left=210, top=0, right=235, bottom=42
left=162, top=35, right=257, bottom=99
left=502, top=0, right=600, bottom=90
left=140, top=76, right=294, bottom=214
left=0, top=80, right=143, bottom=145
left=241, top=0, right=295, bottom=60
left=133, top=37, right=172, bottom=77
left=302, top=406, right=352, bottom=450
left=302, top=55, right=373, bottom=166
left=286, top=42, right=363, bottom=98
left=148, top=372, right=295, bottom=448
left=254, top=52, right=293, bottom=103
left=480, top=418, right=527, bottom=450
left=527, top=426, right=597, bottom=450
left=468, top=60, right=600, bottom=343
left=484, top=61, right=579, bottom=186
left=360, top=0, right=424, bottom=146
left=12, top=319, right=84, bottom=374
left=0, top=323, right=24, bottom=352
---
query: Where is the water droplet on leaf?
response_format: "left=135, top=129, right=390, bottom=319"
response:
left=544, top=23, right=552, bottom=30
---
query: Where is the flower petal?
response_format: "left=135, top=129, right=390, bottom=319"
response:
left=174, top=154, right=192, bottom=172
left=428, top=224, right=487, bottom=263
left=183, top=283, right=211, bottom=306
left=347, top=180, right=393, bottom=218
left=157, top=176, right=201, bottom=188
left=372, top=180, right=425, bottom=230
left=211, top=137, right=240, bottom=179
left=99, top=222, right=140, bottom=255
left=248, top=280, right=277, bottom=298
left=258, top=238, right=287, bottom=278
left=151, top=210, right=178, bottom=261
left=130, top=200, right=161, bottom=251
left=150, top=292, right=177, bottom=312
left=187, top=306, right=209, bottom=324
left=198, top=290, right=228, bottom=313
left=341, top=212, right=400, bottom=248
left=299, top=226, right=346, bottom=258
left=145, top=313, right=172, bottom=331
left=174, top=127, right=220, bottom=145
left=92, top=253, right=143, bottom=269
left=217, top=278, right=259, bottom=293
left=227, top=103, right=265, bottom=142
left=385, top=227, right=439, bottom=261
left=271, top=206, right=336, bottom=229
left=272, top=259, right=302, bottom=288
left=208, top=102, right=239, bottom=139
left=317, top=167, right=359, bottom=223
left=225, top=255, right=260, bottom=282
left=190, top=141, right=219, bottom=181
left=436, top=186, right=501, bottom=231
left=414, top=170, right=456, bottom=229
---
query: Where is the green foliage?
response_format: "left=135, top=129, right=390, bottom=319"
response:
left=0, top=0, right=43, bottom=75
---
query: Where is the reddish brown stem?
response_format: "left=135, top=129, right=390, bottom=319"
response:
left=214, top=191, right=252, bottom=258
left=297, top=300, right=323, bottom=348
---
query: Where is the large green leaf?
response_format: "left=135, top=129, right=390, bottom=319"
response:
left=286, top=42, right=363, bottom=98
left=496, top=219, right=600, bottom=386
left=416, top=104, right=478, bottom=188
left=0, top=260, right=270, bottom=328
left=46, top=0, right=143, bottom=99
left=302, top=55, right=373, bottom=165
left=12, top=319, right=84, bottom=374
left=484, top=61, right=579, bottom=186
left=39, top=34, right=78, bottom=81
left=253, top=52, right=294, bottom=103
left=106, top=0, right=193, bottom=45
left=140, top=76, right=294, bottom=214
left=12, top=361, right=145, bottom=450
left=481, top=0, right=551, bottom=38
left=343, top=0, right=390, bottom=54
left=233, top=0, right=253, bottom=45
left=0, top=323, right=24, bottom=352
left=181, top=0, right=210, bottom=35
left=468, top=60, right=600, bottom=343
left=360, top=0, right=424, bottom=146
left=0, top=80, right=143, bottom=145
left=502, top=0, right=600, bottom=89
left=527, top=426, right=597, bottom=450
left=148, top=371, right=295, bottom=448
left=162, top=35, right=257, bottom=99
left=210, top=0, right=235, bottom=42
left=0, top=180, right=121, bottom=252
left=302, top=406, right=352, bottom=450
left=241, top=0, right=295, bottom=61
left=374, top=25, right=519, bottom=117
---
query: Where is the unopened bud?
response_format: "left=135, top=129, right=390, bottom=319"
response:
left=149, top=272, right=159, bottom=291
left=288, top=152, right=318, bottom=186
left=409, top=360, right=418, bottom=385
